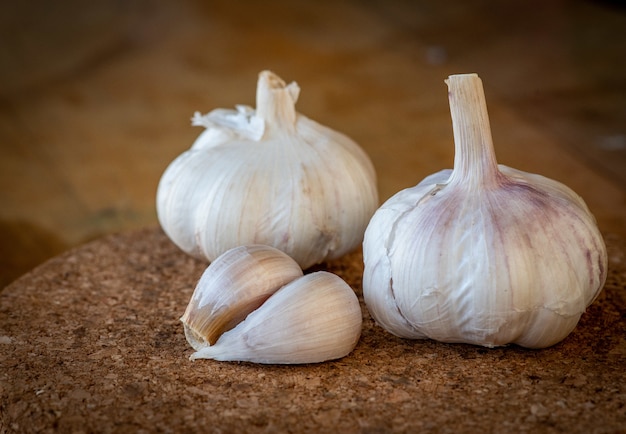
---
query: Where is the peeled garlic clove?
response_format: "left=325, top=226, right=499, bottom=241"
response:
left=181, top=245, right=303, bottom=347
left=156, top=70, right=378, bottom=269
left=190, top=271, right=362, bottom=364
left=363, top=73, right=608, bottom=349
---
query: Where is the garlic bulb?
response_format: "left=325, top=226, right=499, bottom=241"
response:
left=363, top=73, right=607, bottom=349
left=181, top=244, right=362, bottom=364
left=157, top=70, right=378, bottom=269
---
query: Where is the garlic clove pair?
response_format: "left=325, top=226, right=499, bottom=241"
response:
left=180, top=245, right=303, bottom=347
left=362, top=73, right=608, bottom=349
left=181, top=245, right=362, bottom=364
left=156, top=70, right=378, bottom=270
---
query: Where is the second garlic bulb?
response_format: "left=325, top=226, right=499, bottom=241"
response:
left=363, top=74, right=607, bottom=349
left=157, top=70, right=378, bottom=269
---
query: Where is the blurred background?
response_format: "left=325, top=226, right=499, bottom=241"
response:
left=1, top=0, right=625, bottom=288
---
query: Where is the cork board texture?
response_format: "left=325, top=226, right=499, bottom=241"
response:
left=1, top=227, right=625, bottom=433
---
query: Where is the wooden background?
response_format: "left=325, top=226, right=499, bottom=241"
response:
left=1, top=0, right=625, bottom=287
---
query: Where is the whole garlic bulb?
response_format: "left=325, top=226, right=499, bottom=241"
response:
left=181, top=244, right=362, bottom=364
left=157, top=70, right=378, bottom=269
left=363, top=73, right=607, bottom=349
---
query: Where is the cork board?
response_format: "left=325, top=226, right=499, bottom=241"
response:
left=1, top=227, right=625, bottom=433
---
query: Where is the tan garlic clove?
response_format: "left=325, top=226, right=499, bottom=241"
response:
left=181, top=245, right=362, bottom=364
left=190, top=271, right=362, bottom=364
left=181, top=245, right=303, bottom=347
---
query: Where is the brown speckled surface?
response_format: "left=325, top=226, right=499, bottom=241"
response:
left=1, top=227, right=625, bottom=433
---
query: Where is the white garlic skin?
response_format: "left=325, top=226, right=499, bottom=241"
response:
left=181, top=244, right=362, bottom=364
left=363, top=74, right=608, bottom=349
left=156, top=70, right=378, bottom=269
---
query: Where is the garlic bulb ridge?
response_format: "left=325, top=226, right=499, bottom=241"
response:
left=157, top=70, right=378, bottom=269
left=181, top=245, right=362, bottom=364
left=362, top=73, right=607, bottom=349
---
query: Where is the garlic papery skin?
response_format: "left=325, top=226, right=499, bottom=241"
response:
left=156, top=70, right=378, bottom=269
left=181, top=245, right=362, bottom=364
left=362, top=73, right=608, bottom=349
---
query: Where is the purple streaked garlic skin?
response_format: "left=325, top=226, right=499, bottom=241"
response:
left=362, top=74, right=607, bottom=349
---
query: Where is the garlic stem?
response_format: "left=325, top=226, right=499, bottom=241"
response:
left=446, top=74, right=502, bottom=189
left=255, top=70, right=299, bottom=132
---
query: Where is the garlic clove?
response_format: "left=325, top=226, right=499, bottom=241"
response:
left=181, top=245, right=303, bottom=347
left=189, top=271, right=363, bottom=364
left=363, top=73, right=608, bottom=349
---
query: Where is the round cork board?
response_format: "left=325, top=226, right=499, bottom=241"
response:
left=1, top=227, right=625, bottom=433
